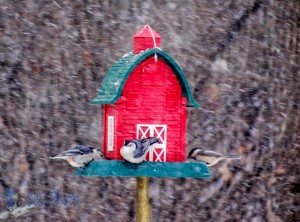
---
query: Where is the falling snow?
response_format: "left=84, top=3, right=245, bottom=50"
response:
left=0, top=1, right=299, bottom=222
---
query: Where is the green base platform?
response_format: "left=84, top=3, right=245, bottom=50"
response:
left=75, top=160, right=211, bottom=178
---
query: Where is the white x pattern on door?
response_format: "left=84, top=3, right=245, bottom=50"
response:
left=136, top=124, right=167, bottom=162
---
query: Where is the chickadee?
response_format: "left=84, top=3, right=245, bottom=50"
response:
left=188, top=147, right=241, bottom=166
left=120, top=137, right=160, bottom=164
left=49, top=145, right=105, bottom=167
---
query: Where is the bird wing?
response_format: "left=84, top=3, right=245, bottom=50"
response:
left=133, top=138, right=151, bottom=158
left=58, top=145, right=94, bottom=157
left=203, top=151, right=240, bottom=159
left=202, top=150, right=223, bottom=158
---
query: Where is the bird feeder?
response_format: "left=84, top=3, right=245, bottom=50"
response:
left=76, top=25, right=211, bottom=221
left=93, top=26, right=199, bottom=162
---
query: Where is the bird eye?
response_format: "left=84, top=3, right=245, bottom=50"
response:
left=124, top=140, right=130, bottom=146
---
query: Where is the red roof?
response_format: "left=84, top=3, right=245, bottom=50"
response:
left=133, top=25, right=161, bottom=38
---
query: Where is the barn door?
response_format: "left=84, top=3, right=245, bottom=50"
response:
left=136, top=124, right=167, bottom=162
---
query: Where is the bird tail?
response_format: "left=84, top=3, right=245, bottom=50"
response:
left=49, top=155, right=67, bottom=160
left=149, top=137, right=160, bottom=145
left=224, top=155, right=241, bottom=160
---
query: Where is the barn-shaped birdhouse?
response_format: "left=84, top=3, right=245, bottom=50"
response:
left=92, top=25, right=200, bottom=163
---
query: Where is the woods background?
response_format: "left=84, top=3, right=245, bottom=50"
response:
left=0, top=0, right=299, bottom=221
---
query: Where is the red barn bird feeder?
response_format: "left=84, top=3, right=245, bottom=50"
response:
left=77, top=25, right=211, bottom=178
left=92, top=25, right=200, bottom=162
left=77, top=25, right=211, bottom=222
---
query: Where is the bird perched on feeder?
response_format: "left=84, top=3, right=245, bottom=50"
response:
left=120, top=137, right=160, bottom=164
left=187, top=147, right=241, bottom=166
left=49, top=145, right=105, bottom=168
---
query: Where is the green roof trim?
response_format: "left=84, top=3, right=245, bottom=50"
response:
left=91, top=48, right=200, bottom=108
left=76, top=160, right=211, bottom=178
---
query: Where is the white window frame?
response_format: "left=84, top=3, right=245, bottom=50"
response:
left=107, top=116, right=114, bottom=151
left=137, top=124, right=167, bottom=162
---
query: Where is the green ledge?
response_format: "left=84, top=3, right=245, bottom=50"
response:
left=75, top=160, right=211, bottom=178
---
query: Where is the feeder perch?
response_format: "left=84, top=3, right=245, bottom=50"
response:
left=76, top=160, right=211, bottom=178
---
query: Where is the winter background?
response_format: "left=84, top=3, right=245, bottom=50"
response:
left=0, top=0, right=299, bottom=221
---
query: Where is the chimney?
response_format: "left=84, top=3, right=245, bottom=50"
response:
left=133, top=25, right=161, bottom=54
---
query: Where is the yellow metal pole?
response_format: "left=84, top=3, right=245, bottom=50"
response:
left=136, top=177, right=151, bottom=222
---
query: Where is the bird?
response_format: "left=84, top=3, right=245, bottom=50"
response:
left=49, top=145, right=105, bottom=168
left=187, top=147, right=241, bottom=166
left=120, top=137, right=160, bottom=164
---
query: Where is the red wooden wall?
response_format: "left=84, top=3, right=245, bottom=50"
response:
left=103, top=56, right=186, bottom=162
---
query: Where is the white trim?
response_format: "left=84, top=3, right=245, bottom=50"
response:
left=137, top=124, right=167, bottom=162
left=107, top=116, right=114, bottom=151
